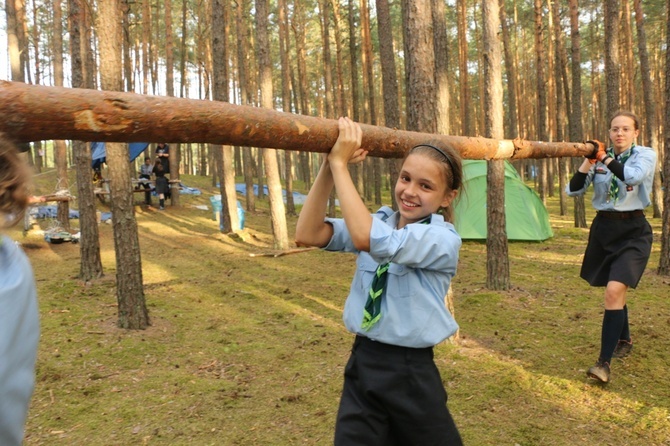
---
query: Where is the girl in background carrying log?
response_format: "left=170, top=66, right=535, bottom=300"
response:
left=567, top=110, right=657, bottom=383
left=295, top=117, right=464, bottom=445
left=0, top=136, right=40, bottom=446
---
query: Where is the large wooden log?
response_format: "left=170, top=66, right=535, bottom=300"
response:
left=0, top=81, right=594, bottom=160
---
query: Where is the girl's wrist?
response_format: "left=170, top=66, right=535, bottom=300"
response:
left=328, top=158, right=348, bottom=171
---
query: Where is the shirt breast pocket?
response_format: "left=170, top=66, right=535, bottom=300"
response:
left=385, top=263, right=411, bottom=299
left=356, top=258, right=410, bottom=299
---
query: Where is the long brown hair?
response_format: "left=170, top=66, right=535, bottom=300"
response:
left=0, top=135, right=31, bottom=229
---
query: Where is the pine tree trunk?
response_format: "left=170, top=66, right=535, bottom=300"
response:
left=658, top=0, right=670, bottom=276
left=142, top=0, right=150, bottom=94
left=620, top=0, right=635, bottom=110
left=69, top=0, right=103, bottom=282
left=53, top=0, right=70, bottom=230
left=212, top=0, right=238, bottom=231
left=457, top=0, right=472, bottom=135
left=483, top=0, right=510, bottom=291
left=534, top=0, right=548, bottom=203
left=552, top=1, right=567, bottom=217
left=633, top=0, right=663, bottom=219
left=257, top=0, right=289, bottom=250
left=331, top=0, right=347, bottom=117
left=98, top=0, right=149, bottom=330
left=403, top=0, right=436, bottom=133
left=499, top=0, right=518, bottom=139
left=568, top=0, right=587, bottom=229
left=278, top=0, right=295, bottom=216
left=604, top=0, right=620, bottom=120
left=165, top=0, right=174, bottom=97
left=376, top=0, right=401, bottom=210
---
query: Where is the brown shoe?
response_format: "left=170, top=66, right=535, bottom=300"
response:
left=587, top=360, right=610, bottom=383
left=612, top=340, right=633, bottom=358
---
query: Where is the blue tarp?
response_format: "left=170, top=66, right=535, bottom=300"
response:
left=91, top=142, right=150, bottom=166
left=32, top=205, right=112, bottom=222
left=234, top=183, right=312, bottom=205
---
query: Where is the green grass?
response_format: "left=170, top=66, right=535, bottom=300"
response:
left=12, top=169, right=670, bottom=445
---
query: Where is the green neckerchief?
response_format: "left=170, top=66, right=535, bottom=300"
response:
left=361, top=216, right=431, bottom=331
left=607, top=143, right=634, bottom=203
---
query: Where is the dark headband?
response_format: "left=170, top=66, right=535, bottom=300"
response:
left=410, top=144, right=457, bottom=188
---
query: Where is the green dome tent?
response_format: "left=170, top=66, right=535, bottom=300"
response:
left=453, top=160, right=553, bottom=241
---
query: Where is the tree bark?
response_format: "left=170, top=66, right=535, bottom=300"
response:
left=142, top=0, right=150, bottom=95
left=659, top=0, right=670, bottom=276
left=483, top=0, right=509, bottom=291
left=403, top=0, right=436, bottom=134
left=0, top=81, right=601, bottom=161
left=319, top=0, right=334, bottom=118
left=278, top=0, right=295, bottom=216
left=53, top=0, right=70, bottom=230
left=6, top=0, right=23, bottom=83
left=376, top=0, right=401, bottom=210
left=633, top=0, right=662, bottom=219
left=568, top=0, right=587, bottom=229
left=98, top=0, right=149, bottom=330
left=457, top=0, right=472, bottom=135
left=165, top=0, right=174, bottom=97
left=551, top=0, right=568, bottom=217
left=499, top=0, right=518, bottom=139
left=432, top=0, right=450, bottom=136
left=68, top=0, right=103, bottom=282
left=534, top=0, right=548, bottom=203
left=212, top=0, right=238, bottom=232
left=348, top=0, right=363, bottom=194
left=257, top=0, right=289, bottom=250
left=620, top=0, right=635, bottom=110
left=604, top=0, right=620, bottom=119
left=331, top=0, right=347, bottom=117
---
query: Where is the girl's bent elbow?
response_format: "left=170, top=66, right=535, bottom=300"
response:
left=352, top=238, right=370, bottom=252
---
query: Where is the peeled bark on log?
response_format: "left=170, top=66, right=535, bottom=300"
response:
left=0, top=81, right=596, bottom=160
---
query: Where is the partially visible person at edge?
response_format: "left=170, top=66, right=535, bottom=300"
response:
left=295, top=117, right=464, bottom=445
left=153, top=158, right=168, bottom=210
left=0, top=136, right=40, bottom=446
left=138, top=156, right=153, bottom=206
left=566, top=110, right=657, bottom=384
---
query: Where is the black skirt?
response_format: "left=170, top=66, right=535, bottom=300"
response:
left=155, top=176, right=169, bottom=196
left=580, top=213, right=653, bottom=288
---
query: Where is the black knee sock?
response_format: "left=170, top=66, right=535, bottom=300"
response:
left=619, top=305, right=631, bottom=342
left=159, top=199, right=165, bottom=207
left=599, top=309, right=625, bottom=363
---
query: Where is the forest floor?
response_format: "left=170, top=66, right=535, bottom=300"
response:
left=10, top=169, right=670, bottom=445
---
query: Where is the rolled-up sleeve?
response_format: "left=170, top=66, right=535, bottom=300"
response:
left=624, top=148, right=657, bottom=186
left=323, top=217, right=357, bottom=253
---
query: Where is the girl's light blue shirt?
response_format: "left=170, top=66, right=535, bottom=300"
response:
left=0, top=236, right=39, bottom=446
left=324, top=207, right=461, bottom=348
left=566, top=145, right=657, bottom=211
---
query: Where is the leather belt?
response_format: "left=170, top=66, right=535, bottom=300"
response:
left=597, top=210, right=644, bottom=219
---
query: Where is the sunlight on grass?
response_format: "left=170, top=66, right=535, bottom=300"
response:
left=19, top=172, right=670, bottom=446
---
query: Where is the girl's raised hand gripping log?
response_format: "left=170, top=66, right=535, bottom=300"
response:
left=294, top=117, right=368, bottom=249
left=327, top=116, right=366, bottom=167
